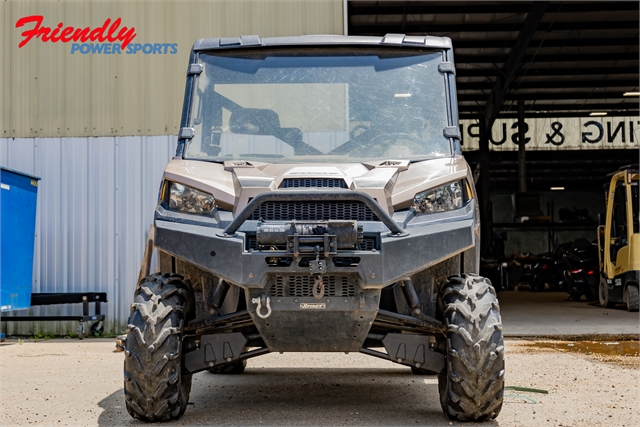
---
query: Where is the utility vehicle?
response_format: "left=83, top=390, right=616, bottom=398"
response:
left=124, top=34, right=504, bottom=423
left=598, top=166, right=639, bottom=311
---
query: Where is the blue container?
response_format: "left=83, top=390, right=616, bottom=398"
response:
left=1, top=167, right=40, bottom=312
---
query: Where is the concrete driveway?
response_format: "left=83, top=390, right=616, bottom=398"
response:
left=1, top=339, right=637, bottom=427
left=498, top=291, right=639, bottom=337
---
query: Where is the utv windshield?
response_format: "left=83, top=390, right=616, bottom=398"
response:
left=185, top=48, right=452, bottom=163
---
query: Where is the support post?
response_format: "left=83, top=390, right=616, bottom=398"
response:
left=479, top=117, right=492, bottom=256
left=476, top=2, right=548, bottom=257
left=518, top=101, right=527, bottom=193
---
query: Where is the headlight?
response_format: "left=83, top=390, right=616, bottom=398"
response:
left=411, top=181, right=466, bottom=215
left=168, top=182, right=216, bottom=215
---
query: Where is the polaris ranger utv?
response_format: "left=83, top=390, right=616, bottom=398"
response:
left=124, top=34, right=504, bottom=423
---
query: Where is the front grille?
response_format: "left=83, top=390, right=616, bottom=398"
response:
left=280, top=178, right=347, bottom=189
left=247, top=237, right=258, bottom=250
left=269, top=275, right=356, bottom=297
left=270, top=277, right=286, bottom=297
left=249, top=201, right=377, bottom=221
left=360, top=236, right=378, bottom=251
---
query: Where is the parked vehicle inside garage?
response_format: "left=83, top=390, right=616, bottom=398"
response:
left=531, top=241, right=572, bottom=292
left=562, top=238, right=600, bottom=301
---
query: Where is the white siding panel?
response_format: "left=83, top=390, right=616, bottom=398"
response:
left=1, top=136, right=176, bottom=335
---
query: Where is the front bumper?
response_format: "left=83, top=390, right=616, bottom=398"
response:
left=154, top=200, right=476, bottom=289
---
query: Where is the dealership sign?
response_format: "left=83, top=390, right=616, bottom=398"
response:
left=15, top=15, right=177, bottom=54
left=459, top=117, right=640, bottom=151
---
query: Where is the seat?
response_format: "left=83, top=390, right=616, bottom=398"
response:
left=229, top=108, right=281, bottom=135
left=229, top=108, right=321, bottom=155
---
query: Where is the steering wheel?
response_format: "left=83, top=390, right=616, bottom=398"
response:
left=348, top=132, right=425, bottom=157
left=349, top=125, right=370, bottom=140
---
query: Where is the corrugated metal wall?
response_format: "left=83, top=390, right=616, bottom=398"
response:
left=1, top=136, right=175, bottom=335
left=1, top=0, right=344, bottom=139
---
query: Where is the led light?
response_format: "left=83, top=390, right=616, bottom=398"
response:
left=550, top=187, right=565, bottom=191
left=169, top=182, right=216, bottom=215
left=589, top=112, right=607, bottom=116
left=411, top=181, right=464, bottom=215
left=623, top=92, right=640, bottom=96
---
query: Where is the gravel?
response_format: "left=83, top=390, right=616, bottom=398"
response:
left=0, top=338, right=638, bottom=426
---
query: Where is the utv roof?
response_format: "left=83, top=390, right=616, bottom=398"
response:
left=192, top=34, right=452, bottom=51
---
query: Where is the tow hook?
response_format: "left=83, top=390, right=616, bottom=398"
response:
left=252, top=294, right=272, bottom=319
left=313, top=275, right=324, bottom=299
left=309, top=247, right=326, bottom=299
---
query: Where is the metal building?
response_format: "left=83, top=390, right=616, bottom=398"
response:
left=1, top=0, right=344, bottom=334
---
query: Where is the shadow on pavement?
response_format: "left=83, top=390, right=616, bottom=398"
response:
left=97, top=389, right=137, bottom=426
left=97, top=367, right=500, bottom=426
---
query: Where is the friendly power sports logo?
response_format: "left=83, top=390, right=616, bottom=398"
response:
left=15, top=15, right=177, bottom=54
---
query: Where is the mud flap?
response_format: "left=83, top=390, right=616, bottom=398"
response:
left=382, top=333, right=444, bottom=373
left=184, top=332, right=247, bottom=373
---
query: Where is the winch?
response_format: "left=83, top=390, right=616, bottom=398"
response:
left=256, top=220, right=363, bottom=256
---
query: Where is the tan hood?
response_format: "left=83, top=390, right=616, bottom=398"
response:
left=163, top=156, right=469, bottom=214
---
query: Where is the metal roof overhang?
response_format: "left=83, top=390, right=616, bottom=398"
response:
left=348, top=1, right=639, bottom=193
left=348, top=1, right=639, bottom=119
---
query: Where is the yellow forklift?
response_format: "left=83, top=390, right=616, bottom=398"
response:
left=598, top=165, right=639, bottom=311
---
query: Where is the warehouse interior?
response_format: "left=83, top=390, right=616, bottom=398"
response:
left=348, top=1, right=639, bottom=294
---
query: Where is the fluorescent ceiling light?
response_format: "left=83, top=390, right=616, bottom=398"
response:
left=623, top=92, right=640, bottom=96
left=589, top=112, right=607, bottom=116
left=394, top=93, right=412, bottom=98
left=551, top=187, right=565, bottom=191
